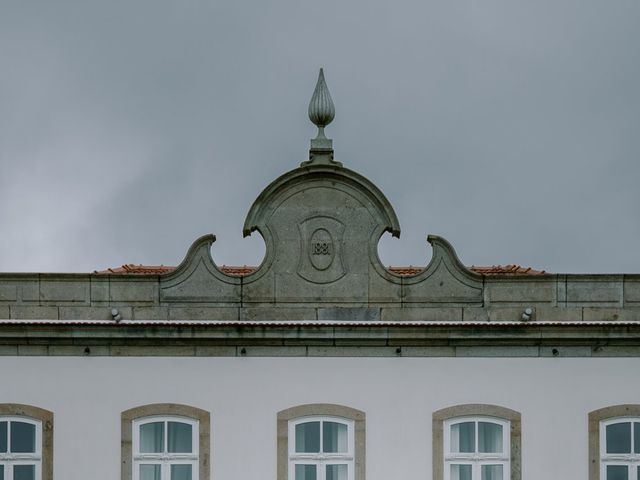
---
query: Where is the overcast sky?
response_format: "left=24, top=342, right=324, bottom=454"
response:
left=1, top=0, right=639, bottom=274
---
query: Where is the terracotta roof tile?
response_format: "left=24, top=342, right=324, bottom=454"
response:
left=469, top=264, right=546, bottom=275
left=96, top=263, right=546, bottom=276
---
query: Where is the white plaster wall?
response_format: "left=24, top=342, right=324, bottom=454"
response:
left=0, top=356, right=638, bottom=480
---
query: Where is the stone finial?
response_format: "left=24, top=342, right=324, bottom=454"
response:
left=303, top=68, right=341, bottom=166
left=308, top=68, right=335, bottom=134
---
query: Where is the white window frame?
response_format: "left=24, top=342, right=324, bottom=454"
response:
left=443, top=416, right=510, bottom=480
left=0, top=416, right=42, bottom=480
left=288, top=416, right=355, bottom=480
left=132, top=415, right=199, bottom=480
left=600, top=417, right=640, bottom=480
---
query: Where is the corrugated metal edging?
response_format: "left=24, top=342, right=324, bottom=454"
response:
left=0, top=320, right=639, bottom=328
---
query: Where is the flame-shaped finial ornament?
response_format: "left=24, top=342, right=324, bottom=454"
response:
left=308, top=68, right=335, bottom=135
left=303, top=68, right=341, bottom=166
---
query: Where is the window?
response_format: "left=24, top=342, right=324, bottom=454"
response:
left=122, top=404, right=210, bottom=480
left=589, top=405, right=640, bottom=480
left=0, top=405, right=52, bottom=480
left=444, top=417, right=509, bottom=480
left=289, top=417, right=353, bottom=480
left=277, top=404, right=365, bottom=480
left=133, top=416, right=198, bottom=480
left=433, top=405, right=521, bottom=480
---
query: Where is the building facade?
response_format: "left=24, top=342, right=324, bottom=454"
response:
left=1, top=71, right=639, bottom=480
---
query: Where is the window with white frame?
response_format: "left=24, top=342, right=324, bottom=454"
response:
left=600, top=417, right=640, bottom=480
left=132, top=416, right=199, bottom=480
left=288, top=416, right=354, bottom=480
left=0, top=416, right=42, bottom=480
left=443, top=416, right=510, bottom=480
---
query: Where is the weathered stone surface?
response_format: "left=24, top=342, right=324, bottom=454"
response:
left=566, top=276, right=623, bottom=304
left=317, top=307, right=380, bottom=321
left=402, top=260, right=482, bottom=304
left=583, top=307, right=640, bottom=322
left=535, top=306, right=583, bottom=322
left=275, top=273, right=369, bottom=303
left=59, top=306, right=133, bottom=321
left=133, top=306, right=169, bottom=320
left=242, top=346, right=307, bottom=356
left=90, top=277, right=109, bottom=303
left=456, top=346, right=539, bottom=357
left=168, top=307, right=239, bottom=321
left=194, top=346, right=237, bottom=356
left=368, top=270, right=402, bottom=303
left=19, top=279, right=39, bottom=301
left=539, top=346, right=592, bottom=357
left=10, top=306, right=58, bottom=320
left=242, top=271, right=275, bottom=304
left=160, top=235, right=241, bottom=303
left=624, top=278, right=640, bottom=303
left=0, top=285, right=17, bottom=301
left=110, top=279, right=158, bottom=303
left=381, top=307, right=462, bottom=322
left=239, top=307, right=316, bottom=321
left=40, top=278, right=89, bottom=303
left=0, top=306, right=9, bottom=319
left=485, top=279, right=555, bottom=304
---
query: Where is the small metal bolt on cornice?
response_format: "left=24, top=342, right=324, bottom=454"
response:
left=302, top=68, right=342, bottom=167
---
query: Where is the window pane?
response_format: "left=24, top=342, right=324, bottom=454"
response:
left=607, top=423, right=632, bottom=454
left=637, top=466, right=640, bottom=480
left=171, top=465, right=192, bottom=480
left=635, top=423, right=640, bottom=454
left=451, top=422, right=475, bottom=453
left=607, top=465, right=629, bottom=480
left=0, top=465, right=3, bottom=480
left=168, top=422, right=193, bottom=453
left=481, top=465, right=503, bottom=480
left=295, top=464, right=317, bottom=480
left=0, top=422, right=6, bottom=453
left=479, top=422, right=503, bottom=453
left=140, top=422, right=164, bottom=453
left=140, top=464, right=162, bottom=480
left=295, top=422, right=320, bottom=453
left=13, top=465, right=35, bottom=480
left=326, top=465, right=348, bottom=480
left=451, top=464, right=472, bottom=480
left=11, top=422, right=36, bottom=453
left=323, top=422, right=347, bottom=453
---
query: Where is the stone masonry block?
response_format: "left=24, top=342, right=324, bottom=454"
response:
left=381, top=307, right=462, bottom=322
left=19, top=280, right=39, bottom=301
left=624, top=279, right=640, bottom=303
left=485, top=280, right=555, bottom=304
left=110, top=280, right=158, bottom=303
left=133, top=307, right=169, bottom=320
left=0, top=285, right=17, bottom=302
left=566, top=277, right=622, bottom=304
left=90, top=277, right=110, bottom=303
left=317, top=307, right=380, bottom=321
left=239, top=307, right=316, bottom=321
left=0, top=306, right=9, bottom=319
left=40, top=279, right=89, bottom=303
left=583, top=307, right=640, bottom=322
left=59, top=306, right=132, bottom=321
left=169, top=307, right=239, bottom=321
left=535, top=306, right=582, bottom=322
left=10, top=306, right=58, bottom=320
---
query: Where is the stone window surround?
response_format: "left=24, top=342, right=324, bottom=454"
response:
left=433, top=404, right=522, bottom=480
left=588, top=404, right=640, bottom=480
left=121, top=403, right=210, bottom=480
left=0, top=404, right=53, bottom=480
left=277, top=404, right=365, bottom=480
